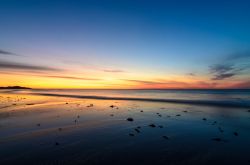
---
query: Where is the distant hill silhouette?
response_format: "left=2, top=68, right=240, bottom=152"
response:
left=0, top=86, right=31, bottom=89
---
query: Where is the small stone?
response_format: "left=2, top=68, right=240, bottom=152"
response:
left=37, top=123, right=40, bottom=127
left=140, top=110, right=143, bottom=112
left=211, top=138, right=223, bottom=142
left=137, top=126, right=141, bottom=129
left=77, top=115, right=80, bottom=118
left=233, top=132, right=238, bottom=136
left=203, top=118, right=207, bottom=121
left=162, top=136, right=169, bottom=140
left=159, top=125, right=163, bottom=128
left=135, top=128, right=140, bottom=133
left=218, top=127, right=224, bottom=133
left=149, top=124, right=156, bottom=128
left=129, top=133, right=135, bottom=136
left=176, top=114, right=181, bottom=117
left=110, top=105, right=115, bottom=108
left=65, top=102, right=68, bottom=104
left=55, top=142, right=60, bottom=146
left=183, top=110, right=187, bottom=113
left=87, top=104, right=94, bottom=107
left=110, top=114, right=114, bottom=117
left=58, top=128, right=62, bottom=131
left=127, top=117, right=134, bottom=122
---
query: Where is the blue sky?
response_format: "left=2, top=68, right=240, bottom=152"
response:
left=0, top=0, right=250, bottom=88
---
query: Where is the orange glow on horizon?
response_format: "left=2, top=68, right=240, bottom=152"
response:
left=1, top=71, right=249, bottom=89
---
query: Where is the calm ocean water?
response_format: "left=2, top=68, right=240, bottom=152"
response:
left=9, top=89, right=250, bottom=108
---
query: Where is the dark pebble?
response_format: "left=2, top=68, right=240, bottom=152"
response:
left=176, top=114, right=181, bottom=117
left=87, top=104, right=94, bottom=107
left=37, top=123, right=40, bottom=126
left=129, top=133, right=135, bottom=136
left=159, top=125, right=163, bottom=128
left=140, top=110, right=143, bottom=112
left=233, top=132, right=238, bottom=136
left=55, top=142, right=60, bottom=146
left=58, top=128, right=62, bottom=131
left=137, top=126, right=141, bottom=129
left=218, top=127, right=224, bottom=133
left=149, top=124, right=156, bottom=128
left=110, top=105, right=115, bottom=108
left=65, top=102, right=68, bottom=104
left=183, top=110, right=188, bottom=113
left=212, top=138, right=222, bottom=142
left=203, top=118, right=207, bottom=121
left=127, top=117, right=134, bottom=122
left=162, top=136, right=169, bottom=140
left=135, top=128, right=140, bottom=133
left=110, top=114, right=114, bottom=117
left=77, top=115, right=80, bottom=118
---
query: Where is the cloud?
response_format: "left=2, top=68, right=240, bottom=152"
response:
left=0, top=70, right=100, bottom=81
left=103, top=69, right=125, bottom=73
left=210, top=64, right=233, bottom=73
left=45, top=75, right=101, bottom=81
left=211, top=73, right=235, bottom=80
left=209, top=51, right=250, bottom=81
left=0, top=60, right=60, bottom=71
left=210, top=64, right=238, bottom=80
left=187, top=73, right=195, bottom=76
left=226, top=51, right=250, bottom=61
left=195, top=81, right=218, bottom=88
left=0, top=49, right=21, bottom=56
left=123, top=79, right=219, bottom=89
left=123, top=79, right=189, bottom=86
left=229, top=81, right=250, bottom=89
left=124, top=79, right=163, bottom=85
left=61, top=60, right=126, bottom=73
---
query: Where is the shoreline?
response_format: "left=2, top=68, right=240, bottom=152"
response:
left=13, top=92, right=250, bottom=108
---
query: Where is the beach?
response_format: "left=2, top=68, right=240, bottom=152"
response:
left=0, top=89, right=250, bottom=165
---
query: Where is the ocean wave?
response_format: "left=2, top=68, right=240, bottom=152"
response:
left=28, top=92, right=250, bottom=108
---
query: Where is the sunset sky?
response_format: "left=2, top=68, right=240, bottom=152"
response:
left=0, top=0, right=250, bottom=89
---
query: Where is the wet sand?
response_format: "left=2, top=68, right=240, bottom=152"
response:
left=0, top=93, right=250, bottom=165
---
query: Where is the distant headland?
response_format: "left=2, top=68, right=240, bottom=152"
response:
left=0, top=86, right=31, bottom=89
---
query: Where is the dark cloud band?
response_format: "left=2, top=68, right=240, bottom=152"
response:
left=0, top=49, right=20, bottom=56
left=103, top=69, right=125, bottom=73
left=0, top=60, right=60, bottom=71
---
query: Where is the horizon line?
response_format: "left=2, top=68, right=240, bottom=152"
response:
left=1, top=86, right=250, bottom=90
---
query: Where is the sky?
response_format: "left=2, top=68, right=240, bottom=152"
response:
left=0, top=0, right=250, bottom=89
